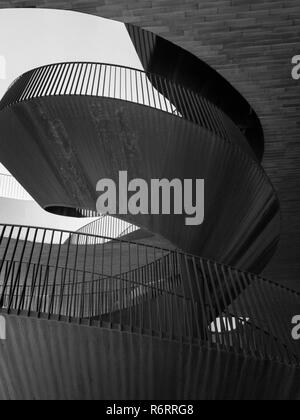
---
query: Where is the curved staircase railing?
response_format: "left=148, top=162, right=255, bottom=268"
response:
left=66, top=215, right=139, bottom=245
left=0, top=63, right=289, bottom=368
left=0, top=61, right=281, bottom=276
left=0, top=223, right=299, bottom=367
left=0, top=62, right=254, bottom=158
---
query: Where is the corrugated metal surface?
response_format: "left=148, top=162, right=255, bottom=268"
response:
left=0, top=314, right=299, bottom=400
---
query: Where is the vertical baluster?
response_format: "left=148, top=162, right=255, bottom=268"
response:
left=1, top=226, right=23, bottom=311
left=18, top=227, right=38, bottom=313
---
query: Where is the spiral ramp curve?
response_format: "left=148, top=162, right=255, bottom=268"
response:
left=0, top=61, right=299, bottom=400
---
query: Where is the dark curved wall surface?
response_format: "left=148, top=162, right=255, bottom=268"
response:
left=125, top=24, right=265, bottom=161
left=0, top=95, right=279, bottom=273
left=0, top=314, right=299, bottom=400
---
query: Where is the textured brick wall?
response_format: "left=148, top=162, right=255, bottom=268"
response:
left=1, top=0, right=300, bottom=290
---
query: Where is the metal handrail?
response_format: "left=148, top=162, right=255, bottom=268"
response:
left=66, top=215, right=139, bottom=245
left=0, top=62, right=249, bottom=153
left=0, top=223, right=299, bottom=366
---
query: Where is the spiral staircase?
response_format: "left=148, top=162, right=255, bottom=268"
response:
left=0, top=61, right=299, bottom=400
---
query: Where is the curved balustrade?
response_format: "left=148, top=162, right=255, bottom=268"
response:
left=67, top=215, right=139, bottom=245
left=0, top=61, right=280, bottom=274
left=0, top=62, right=254, bottom=158
left=0, top=224, right=299, bottom=367
left=0, top=173, right=32, bottom=201
left=0, top=63, right=287, bottom=370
